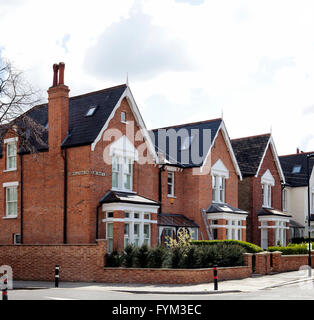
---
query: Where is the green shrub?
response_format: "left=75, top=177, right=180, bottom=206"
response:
left=268, top=243, right=311, bottom=255
left=196, top=243, right=245, bottom=268
left=148, top=245, right=166, bottom=268
left=181, top=245, right=199, bottom=269
left=122, top=244, right=136, bottom=268
left=105, top=250, right=122, bottom=267
left=134, top=244, right=150, bottom=268
left=192, top=240, right=263, bottom=253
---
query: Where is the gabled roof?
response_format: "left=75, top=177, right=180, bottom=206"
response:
left=150, top=119, right=242, bottom=178
left=231, top=133, right=285, bottom=182
left=158, top=213, right=199, bottom=228
left=279, top=151, right=314, bottom=187
left=231, top=134, right=270, bottom=176
left=150, top=118, right=222, bottom=167
left=0, top=84, right=127, bottom=155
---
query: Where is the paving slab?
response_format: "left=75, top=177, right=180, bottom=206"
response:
left=11, top=270, right=314, bottom=295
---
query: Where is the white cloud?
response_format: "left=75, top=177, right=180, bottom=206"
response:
left=84, top=6, right=192, bottom=81
left=1, top=0, right=314, bottom=155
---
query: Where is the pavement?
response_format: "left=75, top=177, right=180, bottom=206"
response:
left=10, top=270, right=314, bottom=295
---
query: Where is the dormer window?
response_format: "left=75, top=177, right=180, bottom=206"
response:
left=85, top=105, right=97, bottom=117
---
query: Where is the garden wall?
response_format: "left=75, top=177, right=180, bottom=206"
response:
left=0, top=241, right=254, bottom=284
left=271, top=251, right=314, bottom=273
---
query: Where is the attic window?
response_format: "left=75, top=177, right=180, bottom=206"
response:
left=292, top=165, right=301, bottom=174
left=86, top=105, right=97, bottom=117
left=121, top=112, right=126, bottom=123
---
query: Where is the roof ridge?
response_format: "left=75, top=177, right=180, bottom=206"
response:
left=231, top=133, right=271, bottom=142
left=151, top=118, right=222, bottom=131
left=279, top=151, right=314, bottom=158
left=69, top=83, right=127, bottom=101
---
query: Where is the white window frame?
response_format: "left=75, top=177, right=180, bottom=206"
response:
left=167, top=171, right=175, bottom=197
left=106, top=222, right=114, bottom=253
left=311, top=191, right=314, bottom=214
left=4, top=184, right=18, bottom=218
left=121, top=111, right=127, bottom=123
left=6, top=141, right=17, bottom=171
left=212, top=175, right=226, bottom=203
left=262, top=184, right=272, bottom=208
left=112, top=156, right=133, bottom=192
left=282, top=189, right=287, bottom=212
left=104, top=211, right=153, bottom=249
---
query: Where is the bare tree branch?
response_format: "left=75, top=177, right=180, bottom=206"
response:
left=0, top=59, right=46, bottom=153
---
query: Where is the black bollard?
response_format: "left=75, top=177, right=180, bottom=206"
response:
left=213, top=265, right=218, bottom=291
left=55, top=265, right=59, bottom=288
left=2, top=275, right=8, bottom=300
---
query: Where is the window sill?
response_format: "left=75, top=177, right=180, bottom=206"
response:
left=167, top=195, right=176, bottom=198
left=111, top=188, right=136, bottom=194
left=3, top=215, right=18, bottom=219
left=3, top=168, right=17, bottom=172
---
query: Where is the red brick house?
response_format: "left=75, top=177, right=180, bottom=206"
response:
left=231, top=134, right=290, bottom=249
left=0, top=63, right=247, bottom=251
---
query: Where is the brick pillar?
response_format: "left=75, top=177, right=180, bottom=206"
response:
left=255, top=252, right=271, bottom=275
left=243, top=253, right=253, bottom=272
left=271, top=251, right=282, bottom=273
left=150, top=213, right=158, bottom=247
left=268, top=221, right=275, bottom=247
left=217, top=219, right=226, bottom=240
left=242, top=220, right=246, bottom=242
left=113, top=211, right=124, bottom=252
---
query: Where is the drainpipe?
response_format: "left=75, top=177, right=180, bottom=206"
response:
left=20, top=154, right=23, bottom=244
left=62, top=148, right=68, bottom=244
left=96, top=203, right=102, bottom=242
left=158, top=164, right=165, bottom=213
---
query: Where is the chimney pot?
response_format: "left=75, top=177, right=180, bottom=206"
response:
left=297, top=148, right=300, bottom=154
left=53, top=64, right=59, bottom=86
left=58, top=62, right=65, bottom=85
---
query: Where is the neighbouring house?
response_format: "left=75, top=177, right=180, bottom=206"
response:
left=151, top=119, right=247, bottom=242
left=279, top=149, right=314, bottom=239
left=231, top=134, right=290, bottom=249
left=0, top=63, right=248, bottom=250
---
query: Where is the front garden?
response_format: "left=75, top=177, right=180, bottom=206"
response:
left=105, top=230, right=263, bottom=269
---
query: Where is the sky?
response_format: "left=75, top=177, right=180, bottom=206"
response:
left=1, top=0, right=314, bottom=155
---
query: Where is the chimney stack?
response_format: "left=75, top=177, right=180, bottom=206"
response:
left=297, top=148, right=300, bottom=154
left=47, top=62, right=70, bottom=153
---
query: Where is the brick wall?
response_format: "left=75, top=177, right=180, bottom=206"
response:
left=0, top=241, right=251, bottom=284
left=272, top=251, right=314, bottom=273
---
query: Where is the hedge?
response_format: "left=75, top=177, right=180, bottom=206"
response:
left=268, top=243, right=314, bottom=255
left=290, top=237, right=314, bottom=244
left=105, top=243, right=246, bottom=268
left=191, top=240, right=264, bottom=253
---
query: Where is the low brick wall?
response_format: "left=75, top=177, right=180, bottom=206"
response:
left=98, top=266, right=251, bottom=284
left=271, top=251, right=314, bottom=273
left=0, top=241, right=252, bottom=284
left=0, top=240, right=106, bottom=282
